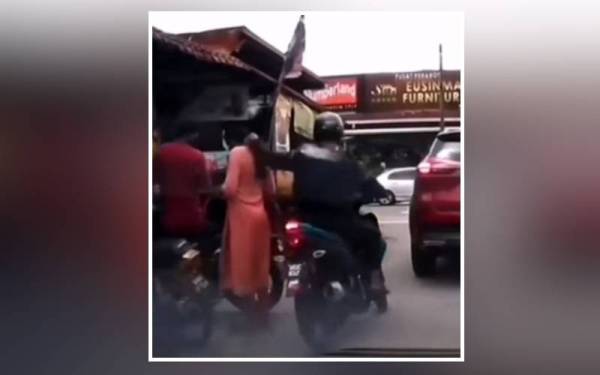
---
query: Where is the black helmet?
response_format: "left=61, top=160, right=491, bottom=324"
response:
left=313, top=112, right=344, bottom=143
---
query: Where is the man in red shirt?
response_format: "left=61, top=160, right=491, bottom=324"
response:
left=156, top=132, right=212, bottom=237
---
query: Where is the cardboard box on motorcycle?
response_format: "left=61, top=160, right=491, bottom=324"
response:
left=272, top=97, right=316, bottom=201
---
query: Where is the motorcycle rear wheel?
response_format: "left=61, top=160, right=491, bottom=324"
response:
left=226, top=260, right=284, bottom=313
left=294, top=290, right=347, bottom=352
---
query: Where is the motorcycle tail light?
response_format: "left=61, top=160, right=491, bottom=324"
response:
left=285, top=220, right=305, bottom=253
left=288, top=232, right=304, bottom=250
left=285, top=220, right=300, bottom=231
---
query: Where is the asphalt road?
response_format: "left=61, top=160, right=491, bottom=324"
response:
left=154, top=204, right=461, bottom=358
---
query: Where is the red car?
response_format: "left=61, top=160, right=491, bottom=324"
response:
left=409, top=129, right=461, bottom=277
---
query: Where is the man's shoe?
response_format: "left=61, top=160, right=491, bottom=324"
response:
left=370, top=270, right=389, bottom=295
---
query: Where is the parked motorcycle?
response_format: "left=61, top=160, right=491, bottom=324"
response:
left=283, top=214, right=388, bottom=350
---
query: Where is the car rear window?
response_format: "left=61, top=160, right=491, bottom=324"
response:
left=431, top=140, right=461, bottom=162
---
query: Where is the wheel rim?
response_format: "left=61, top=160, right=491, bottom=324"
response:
left=386, top=192, right=395, bottom=204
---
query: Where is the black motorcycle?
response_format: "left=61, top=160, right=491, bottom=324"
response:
left=283, top=212, right=388, bottom=350
left=152, top=195, right=285, bottom=348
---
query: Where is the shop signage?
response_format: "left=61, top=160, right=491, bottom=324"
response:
left=362, top=70, right=461, bottom=113
left=304, top=78, right=357, bottom=110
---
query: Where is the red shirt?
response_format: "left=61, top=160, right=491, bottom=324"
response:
left=157, top=143, right=211, bottom=236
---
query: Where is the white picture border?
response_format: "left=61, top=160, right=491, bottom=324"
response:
left=148, top=10, right=464, bottom=362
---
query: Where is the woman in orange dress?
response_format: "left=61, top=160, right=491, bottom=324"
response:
left=220, top=132, right=274, bottom=301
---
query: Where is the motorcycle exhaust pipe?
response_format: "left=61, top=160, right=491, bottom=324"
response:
left=324, top=281, right=345, bottom=302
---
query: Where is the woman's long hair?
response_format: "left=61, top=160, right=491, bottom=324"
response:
left=244, top=133, right=268, bottom=180
left=224, top=126, right=268, bottom=180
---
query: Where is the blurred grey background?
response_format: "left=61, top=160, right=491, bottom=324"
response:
left=1, top=1, right=600, bottom=374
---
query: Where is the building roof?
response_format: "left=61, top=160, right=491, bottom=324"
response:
left=153, top=27, right=252, bottom=70
left=153, top=27, right=324, bottom=112
left=179, top=26, right=324, bottom=91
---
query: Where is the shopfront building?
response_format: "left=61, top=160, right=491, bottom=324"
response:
left=305, top=70, right=461, bottom=176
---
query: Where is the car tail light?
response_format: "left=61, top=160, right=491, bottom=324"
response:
left=418, top=159, right=459, bottom=175
left=285, top=220, right=305, bottom=253
left=418, top=161, right=432, bottom=174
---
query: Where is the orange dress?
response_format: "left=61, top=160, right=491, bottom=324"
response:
left=221, top=146, right=272, bottom=297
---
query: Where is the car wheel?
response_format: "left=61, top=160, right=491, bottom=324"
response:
left=411, top=241, right=436, bottom=277
left=378, top=190, right=396, bottom=206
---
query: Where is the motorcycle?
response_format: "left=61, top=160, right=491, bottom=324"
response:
left=152, top=194, right=285, bottom=348
left=283, top=211, right=388, bottom=350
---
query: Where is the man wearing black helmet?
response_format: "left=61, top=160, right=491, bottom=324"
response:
left=263, top=112, right=388, bottom=295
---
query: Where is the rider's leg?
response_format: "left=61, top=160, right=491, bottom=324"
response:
left=349, top=217, right=388, bottom=294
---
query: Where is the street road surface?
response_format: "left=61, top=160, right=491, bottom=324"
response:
left=153, top=204, right=461, bottom=358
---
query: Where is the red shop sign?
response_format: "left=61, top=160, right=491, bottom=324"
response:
left=304, top=78, right=357, bottom=109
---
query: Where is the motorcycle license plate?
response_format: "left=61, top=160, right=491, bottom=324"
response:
left=288, top=263, right=302, bottom=277
left=287, top=264, right=303, bottom=297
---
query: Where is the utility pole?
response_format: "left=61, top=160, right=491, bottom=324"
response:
left=439, top=43, right=445, bottom=131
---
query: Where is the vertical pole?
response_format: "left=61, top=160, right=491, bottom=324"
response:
left=266, top=58, right=291, bottom=253
left=439, top=43, right=445, bottom=131
left=268, top=68, right=286, bottom=152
